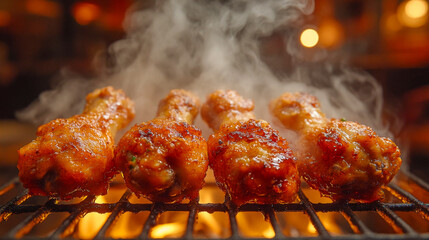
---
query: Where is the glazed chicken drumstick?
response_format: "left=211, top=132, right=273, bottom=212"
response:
left=270, top=92, right=402, bottom=202
left=18, top=86, right=135, bottom=199
left=201, top=90, right=300, bottom=207
left=114, top=89, right=208, bottom=203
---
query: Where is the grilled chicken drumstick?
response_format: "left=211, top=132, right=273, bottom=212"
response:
left=18, top=86, right=135, bottom=199
left=270, top=92, right=402, bottom=202
left=201, top=90, right=300, bottom=207
left=114, top=89, right=208, bottom=203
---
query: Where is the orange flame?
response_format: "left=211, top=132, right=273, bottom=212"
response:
left=75, top=183, right=347, bottom=238
left=236, top=212, right=275, bottom=238
left=77, top=196, right=110, bottom=239
left=150, top=222, right=186, bottom=238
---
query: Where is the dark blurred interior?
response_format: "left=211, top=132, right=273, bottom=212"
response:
left=0, top=0, right=428, bottom=180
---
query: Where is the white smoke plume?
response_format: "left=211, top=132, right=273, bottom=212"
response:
left=17, top=0, right=392, bottom=139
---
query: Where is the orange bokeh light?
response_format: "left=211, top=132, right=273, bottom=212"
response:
left=25, top=0, right=60, bottom=18
left=72, top=2, right=101, bottom=26
left=318, top=19, right=345, bottom=48
left=397, top=0, right=428, bottom=28
left=0, top=11, right=11, bottom=27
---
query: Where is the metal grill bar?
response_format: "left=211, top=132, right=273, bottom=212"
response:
left=225, top=195, right=240, bottom=239
left=339, top=203, right=373, bottom=235
left=0, top=177, right=19, bottom=196
left=0, top=189, right=29, bottom=221
left=375, top=201, right=418, bottom=235
left=184, top=198, right=198, bottom=239
left=49, top=195, right=96, bottom=239
left=6, top=198, right=56, bottom=238
left=265, top=207, right=283, bottom=238
left=298, top=190, right=330, bottom=239
left=405, top=171, right=429, bottom=193
left=0, top=172, right=428, bottom=239
left=3, top=200, right=429, bottom=215
left=94, top=189, right=132, bottom=239
left=138, top=202, right=162, bottom=239
left=385, top=184, right=429, bottom=221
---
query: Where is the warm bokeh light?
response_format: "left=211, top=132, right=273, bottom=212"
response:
left=384, top=14, right=402, bottom=33
left=300, top=28, right=319, bottom=48
left=25, top=0, right=60, bottom=18
left=0, top=11, right=11, bottom=27
left=405, top=0, right=429, bottom=19
left=318, top=19, right=345, bottom=48
left=72, top=2, right=101, bottom=25
left=397, top=0, right=428, bottom=28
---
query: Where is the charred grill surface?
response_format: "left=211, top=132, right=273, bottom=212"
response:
left=0, top=171, right=428, bottom=239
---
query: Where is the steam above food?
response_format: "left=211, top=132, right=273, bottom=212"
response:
left=17, top=87, right=135, bottom=199
left=114, top=89, right=208, bottom=203
left=202, top=90, right=300, bottom=206
left=16, top=0, right=401, bottom=202
left=16, top=0, right=390, bottom=143
left=270, top=92, right=402, bottom=202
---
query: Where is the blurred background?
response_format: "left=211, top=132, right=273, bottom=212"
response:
left=0, top=0, right=428, bottom=180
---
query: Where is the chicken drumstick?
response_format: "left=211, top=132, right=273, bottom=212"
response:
left=114, top=89, right=208, bottom=203
left=270, top=92, right=402, bottom=202
left=201, top=90, right=300, bottom=207
left=18, top=86, right=135, bottom=199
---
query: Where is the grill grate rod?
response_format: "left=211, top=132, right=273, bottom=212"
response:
left=48, top=195, right=96, bottom=239
left=225, top=195, right=240, bottom=239
left=0, top=173, right=429, bottom=239
left=386, top=183, right=429, bottom=221
left=265, top=207, right=284, bottom=238
left=405, top=171, right=429, bottom=193
left=138, top=202, right=162, bottom=239
left=0, top=177, right=19, bottom=196
left=184, top=198, right=199, bottom=239
left=375, top=201, right=418, bottom=236
left=6, top=198, right=56, bottom=238
left=94, top=189, right=132, bottom=239
left=3, top=198, right=428, bottom=215
left=0, top=189, right=29, bottom=221
left=298, top=189, right=330, bottom=239
left=340, top=203, right=373, bottom=235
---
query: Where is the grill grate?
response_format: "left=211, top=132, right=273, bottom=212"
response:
left=0, top=171, right=429, bottom=239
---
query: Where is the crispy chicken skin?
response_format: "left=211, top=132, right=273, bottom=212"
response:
left=270, top=92, right=402, bottom=202
left=201, top=90, right=300, bottom=206
left=114, top=89, right=208, bottom=203
left=18, top=87, right=135, bottom=199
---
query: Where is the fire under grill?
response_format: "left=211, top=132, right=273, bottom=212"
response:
left=0, top=171, right=428, bottom=239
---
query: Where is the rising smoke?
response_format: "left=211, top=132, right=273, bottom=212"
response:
left=16, top=0, right=391, bottom=138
